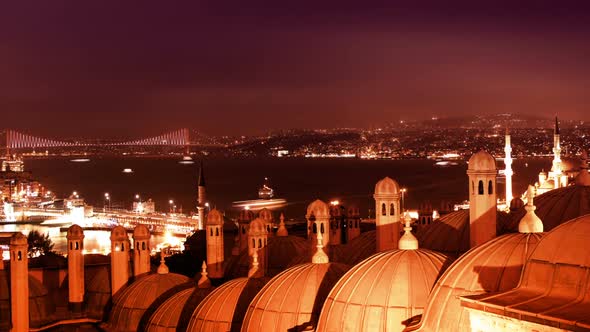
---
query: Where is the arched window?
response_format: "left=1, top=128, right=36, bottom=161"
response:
left=258, top=239, right=262, bottom=248
left=18, top=251, right=22, bottom=261
left=312, top=223, right=317, bottom=234
left=320, top=223, right=325, bottom=234
left=142, top=242, right=146, bottom=250
left=381, top=203, right=387, bottom=216
left=252, top=239, right=255, bottom=248
left=390, top=203, right=395, bottom=216
left=210, top=228, right=213, bottom=236
left=121, top=243, right=125, bottom=252
left=478, top=180, right=484, bottom=195
left=75, top=242, right=79, bottom=250
left=488, top=180, right=493, bottom=194
left=215, top=227, right=219, bottom=236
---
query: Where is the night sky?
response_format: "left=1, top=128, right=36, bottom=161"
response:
left=1, top=2, right=590, bottom=137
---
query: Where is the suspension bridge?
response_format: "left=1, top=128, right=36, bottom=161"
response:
left=2, top=128, right=191, bottom=151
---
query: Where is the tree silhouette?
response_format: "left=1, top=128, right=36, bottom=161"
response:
left=27, top=230, right=54, bottom=257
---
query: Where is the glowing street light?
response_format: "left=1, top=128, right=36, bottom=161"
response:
left=330, top=200, right=340, bottom=206
left=169, top=199, right=175, bottom=213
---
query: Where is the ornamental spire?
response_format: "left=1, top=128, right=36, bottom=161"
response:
left=518, top=185, right=544, bottom=233
left=277, top=213, right=288, bottom=236
left=198, top=261, right=212, bottom=288
left=157, top=249, right=169, bottom=274
left=398, top=212, right=418, bottom=250
left=312, top=228, right=329, bottom=264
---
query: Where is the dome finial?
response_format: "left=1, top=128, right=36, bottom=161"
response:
left=157, top=249, right=169, bottom=274
left=399, top=212, right=419, bottom=250
left=248, top=250, right=260, bottom=278
left=198, top=261, right=211, bottom=288
left=277, top=213, right=288, bottom=236
left=312, top=229, right=329, bottom=264
left=518, top=185, right=544, bottom=233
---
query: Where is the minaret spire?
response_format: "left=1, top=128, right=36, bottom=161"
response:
left=504, top=127, right=513, bottom=207
left=551, top=116, right=562, bottom=188
left=196, top=160, right=206, bottom=230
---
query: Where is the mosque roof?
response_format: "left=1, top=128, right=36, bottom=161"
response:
left=374, top=176, right=400, bottom=195
left=0, top=271, right=55, bottom=329
left=502, top=184, right=590, bottom=234
left=84, top=264, right=112, bottom=320
left=207, top=209, right=224, bottom=226
left=461, top=214, right=590, bottom=331
left=187, top=277, right=268, bottom=332
left=332, top=230, right=377, bottom=266
left=242, top=262, right=349, bottom=332
left=108, top=272, right=190, bottom=331
left=317, top=249, right=449, bottom=332
left=412, top=232, right=542, bottom=332
left=467, top=150, right=496, bottom=172
left=145, top=287, right=194, bottom=331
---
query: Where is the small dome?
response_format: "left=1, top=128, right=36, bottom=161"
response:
left=108, top=272, right=190, bottom=331
left=317, top=249, right=449, bottom=332
left=248, top=218, right=267, bottom=237
left=227, top=235, right=310, bottom=278
left=332, top=230, right=376, bottom=266
left=187, top=277, right=268, bottom=332
left=307, top=199, right=330, bottom=218
left=133, top=224, right=150, bottom=239
left=509, top=196, right=525, bottom=211
left=207, top=209, right=224, bottom=226
left=67, top=224, right=84, bottom=239
left=0, top=271, right=55, bottom=329
left=85, top=264, right=111, bottom=320
left=374, top=177, right=400, bottom=195
left=242, top=262, right=349, bottom=332
left=258, top=208, right=273, bottom=221
left=145, top=284, right=215, bottom=332
left=239, top=209, right=254, bottom=221
left=10, top=232, right=27, bottom=245
left=467, top=150, right=496, bottom=171
left=502, top=184, right=590, bottom=233
left=110, top=225, right=127, bottom=241
left=413, top=232, right=542, bottom=331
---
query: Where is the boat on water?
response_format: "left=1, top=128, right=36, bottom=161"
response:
left=233, top=178, right=287, bottom=210
left=434, top=160, right=459, bottom=167
left=122, top=168, right=134, bottom=173
left=70, top=158, right=90, bottom=163
left=179, top=155, right=194, bottom=164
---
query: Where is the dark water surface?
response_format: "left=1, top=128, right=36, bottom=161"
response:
left=25, top=157, right=551, bottom=219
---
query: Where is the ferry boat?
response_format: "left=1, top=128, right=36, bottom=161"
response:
left=233, top=178, right=287, bottom=210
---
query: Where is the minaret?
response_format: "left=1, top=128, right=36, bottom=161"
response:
left=238, top=209, right=254, bottom=252
left=306, top=200, right=331, bottom=256
left=518, top=185, right=544, bottom=233
left=133, top=225, right=151, bottom=276
left=467, top=150, right=497, bottom=248
left=504, top=128, right=513, bottom=206
left=206, top=209, right=224, bottom=278
left=248, top=218, right=268, bottom=276
left=551, top=116, right=562, bottom=188
left=196, top=161, right=206, bottom=230
left=277, top=213, right=288, bottom=237
left=10, top=232, right=29, bottom=332
left=373, top=177, right=402, bottom=251
left=110, top=226, right=130, bottom=296
left=67, top=225, right=85, bottom=312
left=258, top=208, right=274, bottom=238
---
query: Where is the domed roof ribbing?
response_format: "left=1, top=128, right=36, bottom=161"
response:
left=461, top=214, right=590, bottom=330
left=207, top=209, right=224, bottom=226
left=467, top=150, right=496, bottom=171
left=0, top=271, right=55, bottom=329
left=85, top=264, right=111, bottom=320
left=412, top=232, right=542, bottom=332
left=145, top=287, right=194, bottom=331
left=187, top=277, right=268, bottom=332
left=317, top=249, right=449, bottom=332
left=108, top=272, right=190, bottom=331
left=502, top=184, right=590, bottom=233
left=374, top=176, right=400, bottom=195
left=241, top=262, right=349, bottom=332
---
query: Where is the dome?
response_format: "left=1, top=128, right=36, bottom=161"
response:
left=207, top=209, right=224, bottom=226
left=412, top=232, right=542, bottom=332
left=258, top=208, right=273, bottom=221
left=227, top=235, right=310, bottom=278
left=108, top=272, right=190, bottom=331
left=85, top=264, right=111, bottom=320
left=509, top=196, right=525, bottom=211
left=467, top=150, right=496, bottom=172
left=374, top=177, right=400, bottom=195
left=0, top=271, right=55, bottom=329
left=133, top=224, right=150, bottom=239
left=248, top=218, right=267, bottom=237
left=307, top=199, right=330, bottom=218
left=110, top=225, right=127, bottom=241
left=242, top=262, right=349, bottom=332
left=332, top=230, right=376, bottom=266
left=239, top=209, right=254, bottom=221
left=502, top=184, right=590, bottom=234
left=460, top=214, right=590, bottom=330
left=317, top=249, right=450, bottom=332
left=67, top=224, right=84, bottom=238
left=146, top=287, right=194, bottom=331
left=187, top=277, right=268, bottom=332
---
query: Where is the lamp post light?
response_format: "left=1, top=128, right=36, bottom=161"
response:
left=104, top=192, right=110, bottom=212
left=169, top=199, right=174, bottom=214
left=401, top=188, right=407, bottom=212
